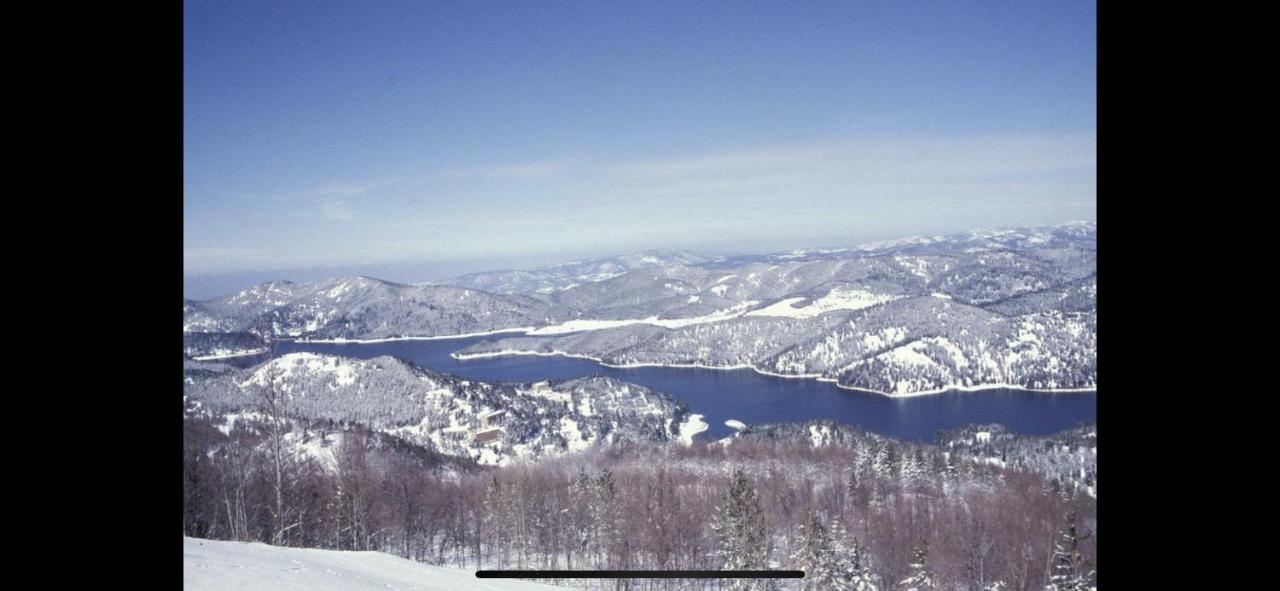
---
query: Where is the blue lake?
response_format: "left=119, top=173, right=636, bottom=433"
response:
left=263, top=334, right=1096, bottom=443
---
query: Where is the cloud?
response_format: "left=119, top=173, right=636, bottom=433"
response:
left=446, top=158, right=579, bottom=180
left=316, top=198, right=355, bottom=221
left=272, top=181, right=388, bottom=221
left=597, top=133, right=1096, bottom=193
left=187, top=133, right=1095, bottom=274
left=426, top=133, right=1094, bottom=209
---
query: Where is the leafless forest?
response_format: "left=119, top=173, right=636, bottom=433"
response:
left=183, top=415, right=1095, bottom=590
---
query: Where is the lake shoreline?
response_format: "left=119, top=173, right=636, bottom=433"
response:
left=450, top=349, right=1098, bottom=399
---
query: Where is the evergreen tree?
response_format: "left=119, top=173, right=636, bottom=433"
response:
left=711, top=469, right=770, bottom=591
left=830, top=519, right=878, bottom=591
left=1045, top=511, right=1089, bottom=591
left=790, top=511, right=836, bottom=590
left=901, top=449, right=926, bottom=489
left=897, top=541, right=936, bottom=591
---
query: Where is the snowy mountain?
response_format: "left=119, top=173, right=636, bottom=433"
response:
left=183, top=537, right=557, bottom=591
left=184, top=222, right=1095, bottom=394
left=183, top=352, right=693, bottom=466
left=429, top=250, right=715, bottom=295
left=183, top=276, right=554, bottom=340
left=456, top=292, right=1096, bottom=395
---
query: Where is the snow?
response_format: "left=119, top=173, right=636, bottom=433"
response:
left=558, top=416, right=593, bottom=452
left=525, top=301, right=760, bottom=335
left=191, top=348, right=269, bottom=361
left=525, top=318, right=651, bottom=335
left=476, top=446, right=502, bottom=466
left=878, top=343, right=936, bottom=369
left=808, top=424, right=834, bottom=447
left=725, top=419, right=746, bottom=430
left=241, top=353, right=363, bottom=389
left=745, top=287, right=899, bottom=319
left=286, top=431, right=341, bottom=471
left=183, top=537, right=556, bottom=591
left=297, top=327, right=537, bottom=344
left=215, top=411, right=267, bottom=436
left=519, top=381, right=571, bottom=403
left=676, top=413, right=709, bottom=445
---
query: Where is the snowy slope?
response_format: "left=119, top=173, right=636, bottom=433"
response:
left=185, top=223, right=1095, bottom=394
left=183, top=537, right=557, bottom=591
left=457, top=295, right=1096, bottom=395
left=183, top=276, right=552, bottom=340
left=187, top=223, right=1095, bottom=342
left=184, top=353, right=690, bottom=466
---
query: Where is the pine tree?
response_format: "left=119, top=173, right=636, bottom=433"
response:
left=791, top=511, right=836, bottom=590
left=711, top=469, right=770, bottom=591
left=1045, top=511, right=1089, bottom=591
left=901, top=449, right=926, bottom=489
left=830, top=519, right=878, bottom=591
left=897, top=541, right=936, bottom=591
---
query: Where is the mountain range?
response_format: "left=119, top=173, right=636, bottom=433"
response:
left=183, top=222, right=1096, bottom=394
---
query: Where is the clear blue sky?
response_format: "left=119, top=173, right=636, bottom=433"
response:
left=184, top=0, right=1096, bottom=297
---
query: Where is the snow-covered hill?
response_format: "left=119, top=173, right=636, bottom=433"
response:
left=183, top=223, right=1095, bottom=394
left=183, top=537, right=556, bottom=591
left=429, top=250, right=715, bottom=295
left=183, top=276, right=553, bottom=340
left=456, top=293, right=1096, bottom=395
left=184, top=352, right=692, bottom=466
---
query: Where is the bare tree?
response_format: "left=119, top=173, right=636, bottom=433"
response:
left=254, top=335, right=297, bottom=546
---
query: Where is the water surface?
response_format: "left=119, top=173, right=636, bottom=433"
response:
left=256, top=334, right=1097, bottom=442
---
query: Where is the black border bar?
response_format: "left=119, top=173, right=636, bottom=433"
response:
left=476, top=570, right=804, bottom=579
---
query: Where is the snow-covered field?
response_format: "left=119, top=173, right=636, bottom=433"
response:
left=676, top=413, right=709, bottom=444
left=745, top=288, right=899, bottom=319
left=184, top=537, right=558, bottom=591
left=525, top=301, right=760, bottom=335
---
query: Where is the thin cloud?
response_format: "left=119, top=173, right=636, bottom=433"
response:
left=317, top=199, right=355, bottom=221
left=447, top=158, right=580, bottom=180
left=187, top=133, right=1095, bottom=275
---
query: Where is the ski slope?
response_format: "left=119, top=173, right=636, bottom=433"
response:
left=184, top=537, right=560, bottom=591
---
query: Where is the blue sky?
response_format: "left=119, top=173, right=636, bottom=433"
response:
left=184, top=0, right=1096, bottom=297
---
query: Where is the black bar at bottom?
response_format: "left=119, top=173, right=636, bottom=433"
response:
left=476, top=570, right=804, bottom=579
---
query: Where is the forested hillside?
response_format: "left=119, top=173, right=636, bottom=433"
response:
left=184, top=410, right=1096, bottom=590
